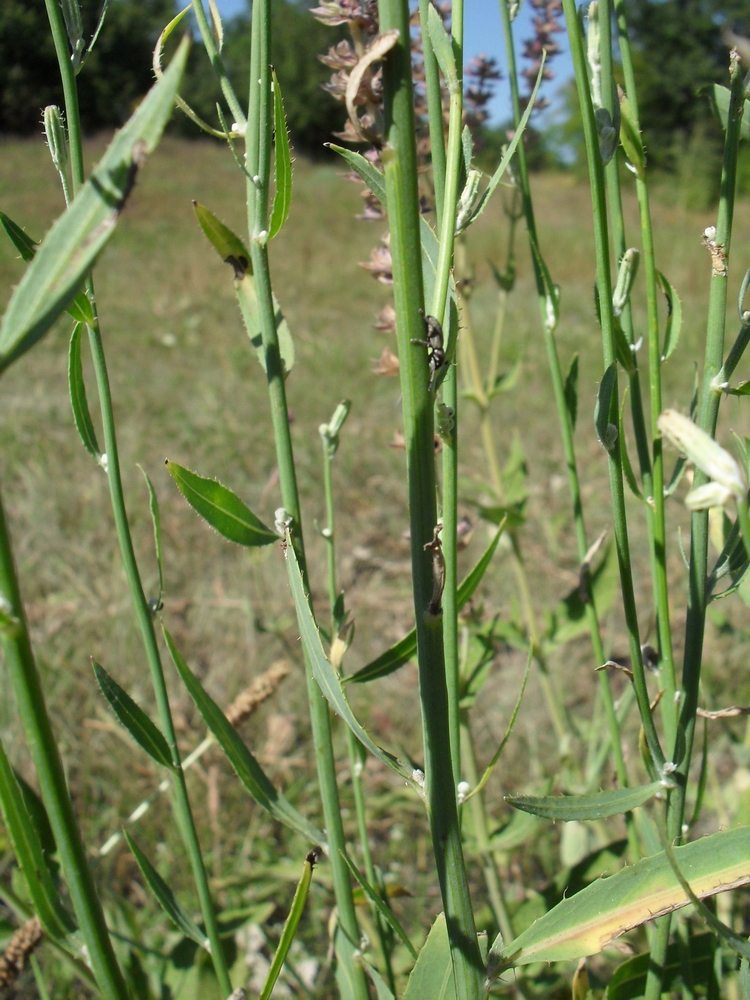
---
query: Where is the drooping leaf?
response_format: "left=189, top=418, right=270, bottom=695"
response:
left=426, top=4, right=458, bottom=92
left=269, top=69, right=293, bottom=241
left=564, top=353, right=579, bottom=430
left=284, top=535, right=417, bottom=788
left=193, top=201, right=249, bottom=275
left=607, top=933, right=716, bottom=1000
left=0, top=37, right=190, bottom=374
left=68, top=323, right=102, bottom=463
left=711, top=85, right=750, bottom=140
left=403, top=913, right=454, bottom=1000
left=0, top=739, right=74, bottom=940
left=339, top=851, right=417, bottom=959
left=594, top=362, right=618, bottom=451
left=348, top=525, right=505, bottom=683
left=165, top=461, right=277, bottom=547
left=93, top=662, right=173, bottom=769
left=506, top=781, right=664, bottom=822
left=0, top=210, right=37, bottom=261
left=259, top=848, right=321, bottom=1000
left=656, top=271, right=682, bottom=362
left=125, top=832, right=208, bottom=948
left=163, top=628, right=323, bottom=843
left=489, top=825, right=750, bottom=975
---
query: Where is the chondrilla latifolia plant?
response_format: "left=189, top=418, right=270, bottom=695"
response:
left=2, top=0, right=750, bottom=996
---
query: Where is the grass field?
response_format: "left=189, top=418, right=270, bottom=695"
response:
left=2, top=133, right=750, bottom=995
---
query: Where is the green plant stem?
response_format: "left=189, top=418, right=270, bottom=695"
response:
left=498, top=0, right=627, bottom=787
left=561, top=0, right=665, bottom=775
left=644, top=53, right=745, bottom=1000
left=378, top=0, right=482, bottom=992
left=45, top=0, right=232, bottom=990
left=418, top=0, right=446, bottom=220
left=459, top=716, right=515, bottom=944
left=244, top=5, right=368, bottom=997
left=190, top=0, right=247, bottom=130
left=0, top=487, right=129, bottom=1000
left=599, top=0, right=676, bottom=749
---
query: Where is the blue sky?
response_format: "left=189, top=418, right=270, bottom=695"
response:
left=214, top=0, right=575, bottom=125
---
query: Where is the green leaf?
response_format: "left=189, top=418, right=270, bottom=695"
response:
left=165, top=460, right=277, bottom=547
left=339, top=851, right=417, bottom=959
left=259, top=848, right=321, bottom=1000
left=711, top=84, right=750, bottom=140
left=487, top=357, right=522, bottom=399
left=68, top=323, right=102, bottom=463
left=490, top=825, right=750, bottom=975
left=656, top=270, right=682, bottom=361
left=193, top=201, right=250, bottom=276
left=619, top=391, right=643, bottom=502
left=348, top=525, right=505, bottom=683
left=137, top=465, right=164, bottom=612
left=125, top=832, right=208, bottom=948
left=564, top=354, right=578, bottom=430
left=607, top=933, right=716, bottom=1000
left=613, top=316, right=635, bottom=376
left=618, top=89, right=645, bottom=177
left=506, top=781, right=663, bottom=822
left=163, top=628, right=324, bottom=844
left=234, top=266, right=296, bottom=376
left=546, top=544, right=616, bottom=649
left=284, top=535, right=417, bottom=788
left=93, top=661, right=173, bottom=769
left=463, top=55, right=545, bottom=229
left=362, top=958, right=396, bottom=1000
left=594, top=362, right=618, bottom=451
left=403, top=913, right=454, bottom=1000
left=269, top=69, right=293, bottom=240
left=461, top=125, right=473, bottom=178
left=0, top=210, right=37, bottom=261
left=0, top=37, right=189, bottom=374
left=0, top=738, right=74, bottom=940
left=426, top=4, right=458, bottom=92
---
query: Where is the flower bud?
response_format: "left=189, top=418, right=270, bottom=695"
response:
left=658, top=409, right=746, bottom=497
left=43, top=106, right=68, bottom=173
left=684, top=482, right=734, bottom=511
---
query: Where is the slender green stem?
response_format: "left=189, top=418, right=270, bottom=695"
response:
left=190, top=0, right=247, bottom=129
left=561, top=0, right=665, bottom=773
left=244, top=5, right=367, bottom=996
left=0, top=487, right=129, bottom=1000
left=378, top=0, right=482, bottom=992
left=44, top=0, right=232, bottom=989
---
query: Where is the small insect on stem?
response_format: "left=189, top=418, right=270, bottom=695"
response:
left=424, top=523, right=445, bottom=616
left=411, top=312, right=447, bottom=391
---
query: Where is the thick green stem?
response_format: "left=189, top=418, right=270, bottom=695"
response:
left=0, top=487, right=129, bottom=1000
left=378, top=0, right=482, bottom=992
left=245, top=5, right=367, bottom=996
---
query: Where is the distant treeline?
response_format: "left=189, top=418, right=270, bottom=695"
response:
left=0, top=0, right=344, bottom=155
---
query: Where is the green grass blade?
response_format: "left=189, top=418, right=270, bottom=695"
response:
left=361, top=958, right=396, bottom=1000
left=0, top=37, right=189, bottom=373
left=656, top=270, right=682, bottom=361
left=165, top=460, right=277, bottom=547
left=259, top=848, right=321, bottom=1000
left=403, top=913, right=453, bottom=1000
left=339, top=850, right=417, bottom=960
left=284, top=533, right=417, bottom=788
left=93, top=661, right=173, bottom=769
left=489, top=826, right=750, bottom=975
left=137, top=465, right=164, bottom=612
left=68, top=323, right=102, bottom=463
left=163, top=627, right=325, bottom=844
left=348, top=525, right=505, bottom=684
left=506, top=780, right=664, bottom=821
left=0, top=738, right=75, bottom=940
left=124, top=832, right=208, bottom=949
left=268, top=69, right=292, bottom=241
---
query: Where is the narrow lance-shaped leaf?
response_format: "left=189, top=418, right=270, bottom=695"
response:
left=403, top=913, right=454, bottom=1000
left=618, top=87, right=645, bottom=178
left=339, top=850, right=418, bottom=959
left=619, top=391, right=643, bottom=501
left=506, top=780, right=664, bottom=822
left=594, top=362, right=618, bottom=451
left=93, top=661, right=174, bottom=769
left=137, top=465, right=164, bottom=612
left=711, top=84, right=750, bottom=140
left=564, top=353, right=578, bottom=430
left=68, top=323, right=102, bottom=463
left=426, top=3, right=458, bottom=92
left=656, top=270, right=682, bottom=362
left=165, top=460, right=277, bottom=547
left=0, top=37, right=190, bottom=373
left=163, top=628, right=325, bottom=844
left=125, top=832, right=208, bottom=949
left=487, top=825, right=750, bottom=977
left=284, top=534, right=418, bottom=789
left=268, top=69, right=292, bottom=241
left=348, top=524, right=505, bottom=684
left=0, top=738, right=75, bottom=940
left=259, top=848, right=322, bottom=1000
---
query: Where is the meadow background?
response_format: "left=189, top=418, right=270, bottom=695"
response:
left=2, top=0, right=750, bottom=995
